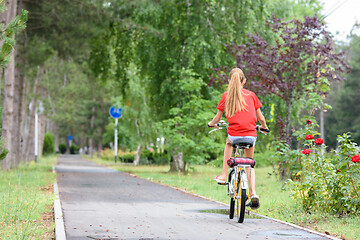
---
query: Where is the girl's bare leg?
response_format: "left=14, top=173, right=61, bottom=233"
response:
left=218, top=138, right=233, bottom=181
left=244, top=147, right=256, bottom=196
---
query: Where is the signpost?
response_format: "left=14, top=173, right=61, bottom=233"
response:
left=30, top=101, right=44, bottom=163
left=68, top=135, right=73, bottom=147
left=109, top=107, right=122, bottom=163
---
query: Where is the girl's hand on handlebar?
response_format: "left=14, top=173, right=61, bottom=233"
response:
left=256, top=125, right=270, bottom=133
left=208, top=121, right=216, bottom=128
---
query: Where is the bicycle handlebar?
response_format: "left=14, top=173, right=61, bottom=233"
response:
left=256, top=125, right=270, bottom=133
left=208, top=122, right=270, bottom=134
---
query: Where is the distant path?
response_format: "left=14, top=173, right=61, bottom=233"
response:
left=56, top=155, right=330, bottom=240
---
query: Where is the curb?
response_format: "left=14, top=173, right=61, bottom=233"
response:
left=53, top=166, right=67, bottom=240
left=127, top=172, right=340, bottom=240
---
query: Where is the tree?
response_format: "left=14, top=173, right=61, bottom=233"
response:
left=211, top=16, right=350, bottom=145
left=0, top=1, right=28, bottom=170
left=325, top=29, right=360, bottom=147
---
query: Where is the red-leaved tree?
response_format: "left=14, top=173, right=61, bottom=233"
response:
left=210, top=16, right=350, bottom=144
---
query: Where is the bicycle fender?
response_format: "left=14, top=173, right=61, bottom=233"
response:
left=240, top=171, right=248, bottom=190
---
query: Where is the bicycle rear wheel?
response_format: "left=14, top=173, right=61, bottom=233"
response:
left=237, top=189, right=247, bottom=223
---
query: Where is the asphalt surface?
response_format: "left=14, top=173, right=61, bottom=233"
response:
left=56, top=155, right=330, bottom=240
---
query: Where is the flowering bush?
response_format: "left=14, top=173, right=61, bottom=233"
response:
left=100, top=148, right=136, bottom=163
left=287, top=120, right=360, bottom=215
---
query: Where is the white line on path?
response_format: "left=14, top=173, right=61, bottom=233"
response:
left=53, top=166, right=66, bottom=240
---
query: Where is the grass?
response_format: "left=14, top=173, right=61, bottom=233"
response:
left=0, top=155, right=57, bottom=239
left=91, top=156, right=359, bottom=240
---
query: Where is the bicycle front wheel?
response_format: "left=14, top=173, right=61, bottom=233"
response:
left=237, top=189, right=247, bottom=223
left=229, top=197, right=235, bottom=219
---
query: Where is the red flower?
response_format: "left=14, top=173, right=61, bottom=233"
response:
left=314, top=138, right=324, bottom=145
left=306, top=119, right=311, bottom=125
left=351, top=155, right=360, bottom=163
left=302, top=148, right=312, bottom=155
left=336, top=168, right=341, bottom=173
left=305, top=134, right=314, bottom=140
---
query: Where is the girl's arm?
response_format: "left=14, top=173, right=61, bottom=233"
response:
left=208, top=110, right=223, bottom=127
left=256, top=108, right=268, bottom=130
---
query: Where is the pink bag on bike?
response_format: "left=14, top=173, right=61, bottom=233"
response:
left=227, top=157, right=256, bottom=168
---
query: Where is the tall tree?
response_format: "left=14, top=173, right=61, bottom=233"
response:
left=0, top=1, right=27, bottom=170
left=325, top=30, right=360, bottom=147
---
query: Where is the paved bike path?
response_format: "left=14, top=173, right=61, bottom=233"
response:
left=56, top=155, right=331, bottom=240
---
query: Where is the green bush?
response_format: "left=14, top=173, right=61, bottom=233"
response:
left=42, top=132, right=55, bottom=155
left=70, top=145, right=80, bottom=154
left=58, top=143, right=67, bottom=154
left=287, top=119, right=360, bottom=215
left=121, top=152, right=135, bottom=163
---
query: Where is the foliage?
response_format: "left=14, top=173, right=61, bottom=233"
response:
left=70, top=145, right=80, bottom=154
left=287, top=120, right=360, bottom=215
left=325, top=30, right=360, bottom=148
left=42, top=132, right=55, bottom=155
left=0, top=138, right=8, bottom=161
left=58, top=144, right=67, bottom=154
left=211, top=16, right=350, bottom=144
left=100, top=148, right=137, bottom=163
left=0, top=4, right=28, bottom=67
left=161, top=69, right=224, bottom=170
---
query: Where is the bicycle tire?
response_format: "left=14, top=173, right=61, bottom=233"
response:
left=228, top=169, right=235, bottom=219
left=229, top=198, right=235, bottom=219
left=237, top=189, right=247, bottom=223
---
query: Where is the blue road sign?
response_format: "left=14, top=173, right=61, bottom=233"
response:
left=68, top=135, right=73, bottom=141
left=109, top=107, right=122, bottom=119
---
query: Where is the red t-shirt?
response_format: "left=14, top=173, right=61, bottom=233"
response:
left=217, top=89, right=262, bottom=137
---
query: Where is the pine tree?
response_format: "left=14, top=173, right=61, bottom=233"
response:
left=1, top=1, right=28, bottom=170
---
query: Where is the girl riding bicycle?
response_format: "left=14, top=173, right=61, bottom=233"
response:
left=208, top=67, right=268, bottom=209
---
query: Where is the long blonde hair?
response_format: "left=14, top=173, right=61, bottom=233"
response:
left=225, top=68, right=248, bottom=117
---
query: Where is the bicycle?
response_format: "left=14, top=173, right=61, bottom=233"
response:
left=209, top=120, right=269, bottom=223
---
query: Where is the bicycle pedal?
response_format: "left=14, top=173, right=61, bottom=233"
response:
left=217, top=182, right=228, bottom=185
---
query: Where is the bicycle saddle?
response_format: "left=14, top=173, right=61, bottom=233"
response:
left=232, top=138, right=254, bottom=149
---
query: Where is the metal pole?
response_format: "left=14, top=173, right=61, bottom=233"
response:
left=35, top=111, right=38, bottom=163
left=114, top=118, right=118, bottom=163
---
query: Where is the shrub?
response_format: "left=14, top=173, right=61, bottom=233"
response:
left=287, top=119, right=360, bottom=215
left=58, top=144, right=67, bottom=154
left=42, top=132, right=55, bottom=155
left=100, top=148, right=113, bottom=161
left=70, top=145, right=79, bottom=154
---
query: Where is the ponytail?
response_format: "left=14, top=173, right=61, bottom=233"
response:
left=225, top=68, right=248, bottom=117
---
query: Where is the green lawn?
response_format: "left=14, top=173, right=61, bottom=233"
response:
left=0, top=155, right=57, bottom=239
left=91, top=157, right=359, bottom=240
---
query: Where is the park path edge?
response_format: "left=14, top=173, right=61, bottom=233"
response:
left=53, top=165, right=66, bottom=240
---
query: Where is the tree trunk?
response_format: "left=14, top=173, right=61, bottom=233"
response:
left=171, top=148, right=185, bottom=172
left=133, top=143, right=142, bottom=166
left=24, top=66, right=44, bottom=162
left=80, top=131, right=85, bottom=154
left=38, top=114, right=46, bottom=158
left=89, top=98, right=96, bottom=158
left=1, top=0, right=17, bottom=170
left=53, top=122, right=59, bottom=152
left=97, top=126, right=103, bottom=158
left=285, top=100, right=292, bottom=146
left=11, top=47, right=26, bottom=167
